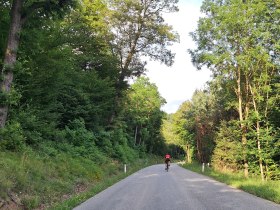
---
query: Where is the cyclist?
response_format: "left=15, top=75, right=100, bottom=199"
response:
left=165, top=153, right=171, bottom=170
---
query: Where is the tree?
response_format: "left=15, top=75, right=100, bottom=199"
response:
left=212, top=120, right=242, bottom=172
left=191, top=90, right=218, bottom=163
left=189, top=0, right=280, bottom=178
left=124, top=77, right=166, bottom=153
left=0, top=2, right=10, bottom=61
left=172, top=101, right=195, bottom=163
left=13, top=0, right=120, bottom=132
left=108, top=0, right=179, bottom=81
left=0, top=0, right=76, bottom=128
left=105, top=0, right=179, bottom=123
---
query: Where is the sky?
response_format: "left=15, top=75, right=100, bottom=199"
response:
left=145, top=0, right=212, bottom=114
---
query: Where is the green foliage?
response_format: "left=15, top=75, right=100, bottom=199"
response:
left=0, top=86, right=21, bottom=106
left=1, top=0, right=278, bottom=208
left=0, top=0, right=175, bottom=208
left=0, top=122, right=25, bottom=151
left=114, top=144, right=138, bottom=163
left=94, top=128, right=139, bottom=163
left=108, top=0, right=179, bottom=77
left=14, top=6, right=118, bottom=131
left=65, top=119, right=96, bottom=146
left=246, top=122, right=280, bottom=179
left=123, top=77, right=166, bottom=154
left=11, top=110, right=44, bottom=145
left=0, top=2, right=10, bottom=62
left=50, top=154, right=162, bottom=210
left=188, top=0, right=280, bottom=179
left=0, top=147, right=104, bottom=208
left=165, top=88, right=221, bottom=164
left=0, top=145, right=161, bottom=209
left=94, top=130, right=114, bottom=156
left=212, top=121, right=242, bottom=172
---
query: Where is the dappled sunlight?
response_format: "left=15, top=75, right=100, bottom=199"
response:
left=183, top=178, right=210, bottom=182
left=182, top=177, right=224, bottom=185
left=141, top=173, right=160, bottom=178
left=220, top=188, right=241, bottom=193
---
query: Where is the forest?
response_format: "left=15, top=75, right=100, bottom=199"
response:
left=162, top=0, right=280, bottom=181
left=0, top=0, right=279, bottom=209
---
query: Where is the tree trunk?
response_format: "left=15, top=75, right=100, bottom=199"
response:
left=196, top=123, right=202, bottom=163
left=121, top=17, right=143, bottom=78
left=0, top=0, right=23, bottom=128
left=237, top=67, right=249, bottom=177
left=186, top=144, right=191, bottom=163
left=263, top=66, right=275, bottom=180
left=256, top=120, right=264, bottom=181
left=249, top=84, right=265, bottom=181
left=134, top=125, right=138, bottom=146
left=108, top=11, right=144, bottom=125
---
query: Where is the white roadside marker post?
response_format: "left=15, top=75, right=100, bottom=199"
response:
left=202, top=163, right=205, bottom=173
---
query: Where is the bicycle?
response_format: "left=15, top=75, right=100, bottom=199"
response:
left=165, top=160, right=170, bottom=172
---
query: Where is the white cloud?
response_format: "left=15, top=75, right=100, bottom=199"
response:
left=146, top=0, right=211, bottom=114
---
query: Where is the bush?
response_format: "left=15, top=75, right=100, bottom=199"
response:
left=114, top=144, right=138, bottom=163
left=95, top=130, right=114, bottom=156
left=12, top=110, right=44, bottom=145
left=65, top=118, right=96, bottom=146
left=212, top=120, right=243, bottom=172
left=0, top=122, right=25, bottom=151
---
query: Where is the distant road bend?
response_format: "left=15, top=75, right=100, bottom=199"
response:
left=74, top=164, right=280, bottom=210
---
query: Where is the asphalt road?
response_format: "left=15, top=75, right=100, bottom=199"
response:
left=74, top=164, right=280, bottom=210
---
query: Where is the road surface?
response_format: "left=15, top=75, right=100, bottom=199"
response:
left=74, top=164, right=280, bottom=210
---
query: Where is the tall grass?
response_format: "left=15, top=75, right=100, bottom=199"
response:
left=49, top=157, right=161, bottom=210
left=0, top=149, right=104, bottom=209
left=181, top=162, right=280, bottom=204
left=0, top=146, right=161, bottom=210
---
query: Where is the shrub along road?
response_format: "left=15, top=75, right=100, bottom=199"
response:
left=74, top=164, right=280, bottom=210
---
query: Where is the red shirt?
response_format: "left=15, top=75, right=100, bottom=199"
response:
left=165, top=154, right=171, bottom=159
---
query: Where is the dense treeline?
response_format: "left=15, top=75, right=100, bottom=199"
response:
left=162, top=0, right=280, bottom=180
left=0, top=0, right=179, bottom=207
left=0, top=0, right=179, bottom=154
left=1, top=0, right=279, bottom=207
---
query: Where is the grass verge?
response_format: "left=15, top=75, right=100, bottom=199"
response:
left=0, top=145, right=161, bottom=210
left=180, top=162, right=280, bottom=204
left=49, top=158, right=159, bottom=210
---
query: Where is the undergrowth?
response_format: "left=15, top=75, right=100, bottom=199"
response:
left=49, top=158, right=159, bottom=210
left=0, top=144, right=161, bottom=210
